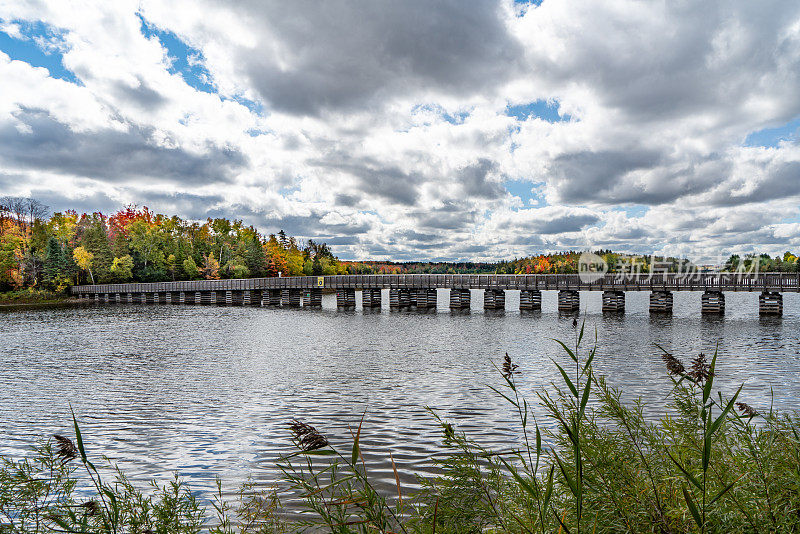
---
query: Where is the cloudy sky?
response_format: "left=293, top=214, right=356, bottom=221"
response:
left=1, top=0, right=799, bottom=262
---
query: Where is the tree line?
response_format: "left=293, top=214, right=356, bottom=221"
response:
left=0, top=199, right=343, bottom=291
left=2, top=197, right=797, bottom=292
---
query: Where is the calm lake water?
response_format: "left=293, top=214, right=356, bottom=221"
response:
left=1, top=290, right=799, bottom=503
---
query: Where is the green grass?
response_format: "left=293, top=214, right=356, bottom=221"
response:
left=2, top=326, right=799, bottom=533
left=0, top=288, right=74, bottom=305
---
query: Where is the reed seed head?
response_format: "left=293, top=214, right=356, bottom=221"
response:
left=736, top=402, right=759, bottom=418
left=53, top=434, right=78, bottom=463
left=82, top=500, right=100, bottom=516
left=502, top=353, right=519, bottom=379
left=288, top=420, right=329, bottom=451
left=688, top=353, right=713, bottom=383
left=661, top=353, right=686, bottom=377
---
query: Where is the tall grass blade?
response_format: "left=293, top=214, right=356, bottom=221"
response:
left=683, top=486, right=703, bottom=528
left=552, top=360, right=578, bottom=398
left=552, top=339, right=578, bottom=363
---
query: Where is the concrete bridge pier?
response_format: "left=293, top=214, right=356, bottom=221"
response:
left=602, top=290, right=625, bottom=312
left=519, top=289, right=542, bottom=310
left=484, top=289, right=505, bottom=310
left=362, top=288, right=381, bottom=308
left=558, top=290, right=580, bottom=312
left=759, top=291, right=782, bottom=315
left=449, top=289, right=471, bottom=309
left=649, top=291, right=673, bottom=313
left=337, top=288, right=356, bottom=308
left=701, top=290, right=725, bottom=314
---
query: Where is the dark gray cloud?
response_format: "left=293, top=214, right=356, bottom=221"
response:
left=334, top=193, right=360, bottom=207
left=547, top=149, right=727, bottom=205
left=0, top=107, right=245, bottom=185
left=309, top=154, right=423, bottom=206
left=113, top=76, right=167, bottom=109
left=533, top=3, right=800, bottom=125
left=537, top=214, right=599, bottom=234
left=138, top=191, right=226, bottom=220
left=228, top=0, right=523, bottom=115
left=705, top=161, right=800, bottom=207
left=413, top=201, right=480, bottom=230
left=459, top=158, right=504, bottom=199
left=28, top=188, right=119, bottom=216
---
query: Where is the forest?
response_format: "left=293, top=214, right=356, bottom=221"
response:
left=1, top=197, right=797, bottom=293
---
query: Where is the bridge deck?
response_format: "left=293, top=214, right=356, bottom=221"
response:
left=72, top=273, right=800, bottom=294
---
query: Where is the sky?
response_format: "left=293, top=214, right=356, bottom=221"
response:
left=0, top=1, right=799, bottom=262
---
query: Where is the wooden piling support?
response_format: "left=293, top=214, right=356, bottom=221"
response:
left=305, top=288, right=322, bottom=307
left=701, top=290, right=725, bottom=314
left=246, top=290, right=262, bottom=306
left=362, top=288, right=382, bottom=308
left=558, top=290, right=580, bottom=312
left=337, top=288, right=356, bottom=308
left=519, top=289, right=541, bottom=310
left=484, top=289, right=505, bottom=310
left=649, top=291, right=673, bottom=313
left=602, top=290, right=625, bottom=312
left=265, top=289, right=281, bottom=306
left=759, top=291, right=782, bottom=315
left=389, top=288, right=411, bottom=309
left=449, top=288, right=471, bottom=309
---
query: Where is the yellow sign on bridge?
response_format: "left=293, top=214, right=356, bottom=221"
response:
left=317, top=276, right=324, bottom=287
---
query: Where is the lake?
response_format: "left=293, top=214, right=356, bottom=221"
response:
left=1, top=290, right=799, bottom=503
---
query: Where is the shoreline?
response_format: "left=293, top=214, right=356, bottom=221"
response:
left=0, top=295, right=84, bottom=308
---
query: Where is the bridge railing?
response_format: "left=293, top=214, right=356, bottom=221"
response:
left=71, top=272, right=800, bottom=294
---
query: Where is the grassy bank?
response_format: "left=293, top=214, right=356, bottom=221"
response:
left=0, top=288, right=77, bottom=306
left=2, top=327, right=799, bottom=533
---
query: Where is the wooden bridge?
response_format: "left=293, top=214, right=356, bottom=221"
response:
left=71, top=273, right=796, bottom=315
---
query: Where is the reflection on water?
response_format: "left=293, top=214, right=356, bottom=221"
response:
left=1, top=290, right=799, bottom=503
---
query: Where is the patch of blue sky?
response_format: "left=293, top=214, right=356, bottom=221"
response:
left=0, top=19, right=79, bottom=84
left=506, top=99, right=570, bottom=123
left=226, top=94, right=264, bottom=115
left=744, top=116, right=800, bottom=148
left=412, top=103, right=471, bottom=125
left=137, top=13, right=215, bottom=94
left=778, top=212, right=800, bottom=224
left=503, top=179, right=547, bottom=207
left=616, top=205, right=648, bottom=217
left=138, top=14, right=265, bottom=116
left=246, top=127, right=271, bottom=137
left=514, top=0, right=544, bottom=12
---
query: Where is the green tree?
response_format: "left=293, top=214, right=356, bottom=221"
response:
left=110, top=255, right=134, bottom=282
left=43, top=236, right=70, bottom=289
left=182, top=256, right=200, bottom=280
